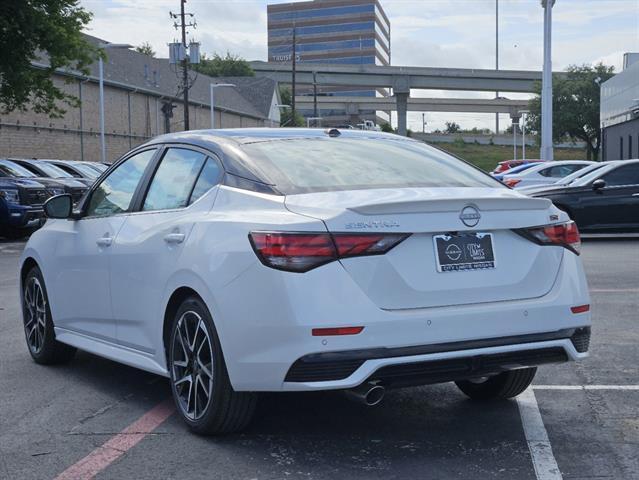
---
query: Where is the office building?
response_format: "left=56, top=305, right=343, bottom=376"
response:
left=267, top=0, right=391, bottom=126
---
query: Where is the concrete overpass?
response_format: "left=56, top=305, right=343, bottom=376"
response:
left=252, top=61, right=547, bottom=134
left=295, top=96, right=530, bottom=118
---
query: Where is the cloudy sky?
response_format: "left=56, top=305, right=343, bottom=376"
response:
left=81, top=0, right=639, bottom=132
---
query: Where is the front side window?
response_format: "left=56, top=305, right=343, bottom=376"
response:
left=143, top=148, right=207, bottom=211
left=0, top=160, right=36, bottom=178
left=601, top=164, right=639, bottom=187
left=241, top=138, right=501, bottom=194
left=86, top=149, right=156, bottom=217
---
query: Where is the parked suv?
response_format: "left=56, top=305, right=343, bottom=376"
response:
left=0, top=159, right=72, bottom=201
left=0, top=177, right=50, bottom=239
left=8, top=158, right=90, bottom=202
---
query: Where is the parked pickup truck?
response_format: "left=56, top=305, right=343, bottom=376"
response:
left=0, top=177, right=52, bottom=239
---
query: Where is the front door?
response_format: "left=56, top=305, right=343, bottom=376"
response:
left=50, top=149, right=157, bottom=342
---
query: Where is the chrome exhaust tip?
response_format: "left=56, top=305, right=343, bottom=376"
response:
left=345, top=382, right=385, bottom=406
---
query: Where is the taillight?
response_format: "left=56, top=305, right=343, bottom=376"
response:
left=516, top=221, right=581, bottom=254
left=249, top=232, right=410, bottom=273
left=504, top=178, right=521, bottom=188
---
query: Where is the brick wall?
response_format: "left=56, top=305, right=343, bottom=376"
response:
left=0, top=75, right=267, bottom=163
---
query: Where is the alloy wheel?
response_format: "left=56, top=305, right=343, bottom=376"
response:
left=23, top=277, right=47, bottom=354
left=171, top=311, right=214, bottom=420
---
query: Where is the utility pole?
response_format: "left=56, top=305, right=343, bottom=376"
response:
left=541, top=0, right=555, bottom=160
left=291, top=24, right=297, bottom=123
left=180, top=0, right=189, bottom=130
left=495, top=0, right=500, bottom=135
left=422, top=113, right=426, bottom=133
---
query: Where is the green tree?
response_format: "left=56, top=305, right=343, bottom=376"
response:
left=380, top=122, right=394, bottom=133
left=135, top=42, right=156, bottom=57
left=194, top=52, right=254, bottom=77
left=445, top=121, right=461, bottom=134
left=0, top=0, right=100, bottom=117
left=278, top=86, right=304, bottom=127
left=527, top=63, right=614, bottom=160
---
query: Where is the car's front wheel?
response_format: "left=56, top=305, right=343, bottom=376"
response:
left=168, top=296, right=257, bottom=435
left=455, top=367, right=537, bottom=400
left=22, top=266, right=77, bottom=364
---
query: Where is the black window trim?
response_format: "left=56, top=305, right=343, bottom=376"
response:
left=79, top=147, right=162, bottom=220
left=131, top=144, right=224, bottom=214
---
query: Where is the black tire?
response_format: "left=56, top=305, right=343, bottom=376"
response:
left=455, top=367, right=537, bottom=400
left=168, top=296, right=257, bottom=435
left=4, top=228, right=30, bottom=240
left=22, top=266, right=77, bottom=364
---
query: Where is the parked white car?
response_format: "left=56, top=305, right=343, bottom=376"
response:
left=517, top=161, right=612, bottom=195
left=502, top=160, right=595, bottom=189
left=19, top=129, right=591, bottom=435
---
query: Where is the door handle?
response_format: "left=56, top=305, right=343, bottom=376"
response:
left=632, top=193, right=639, bottom=197
left=96, top=235, right=113, bottom=247
left=164, top=232, right=185, bottom=244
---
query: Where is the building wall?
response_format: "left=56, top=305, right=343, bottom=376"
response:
left=0, top=75, right=267, bottom=163
left=602, top=117, right=639, bottom=161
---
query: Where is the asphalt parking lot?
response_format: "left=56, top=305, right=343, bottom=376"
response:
left=0, top=238, right=637, bottom=480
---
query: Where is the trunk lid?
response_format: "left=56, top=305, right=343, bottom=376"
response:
left=285, top=187, right=563, bottom=310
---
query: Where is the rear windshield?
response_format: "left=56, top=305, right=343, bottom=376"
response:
left=240, top=137, right=501, bottom=194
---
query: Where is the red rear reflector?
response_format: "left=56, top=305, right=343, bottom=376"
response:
left=570, top=304, right=590, bottom=314
left=312, top=326, right=364, bottom=336
left=504, top=178, right=521, bottom=188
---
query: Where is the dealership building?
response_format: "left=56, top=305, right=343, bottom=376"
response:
left=0, top=35, right=281, bottom=164
left=600, top=53, right=639, bottom=161
left=267, top=0, right=391, bottom=125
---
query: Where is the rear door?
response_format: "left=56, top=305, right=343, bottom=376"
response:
left=110, top=147, right=223, bottom=353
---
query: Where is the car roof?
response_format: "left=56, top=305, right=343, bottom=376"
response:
left=143, top=128, right=411, bottom=149
left=506, top=160, right=594, bottom=177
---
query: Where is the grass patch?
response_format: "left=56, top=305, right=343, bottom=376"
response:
left=428, top=142, right=589, bottom=172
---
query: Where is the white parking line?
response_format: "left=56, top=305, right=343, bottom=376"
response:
left=517, top=388, right=563, bottom=480
left=534, top=385, right=639, bottom=390
left=590, top=288, right=639, bottom=293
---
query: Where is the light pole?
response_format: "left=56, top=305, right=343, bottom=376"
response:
left=540, top=0, right=556, bottom=161
left=99, top=43, right=133, bottom=164
left=495, top=0, right=500, bottom=134
left=520, top=110, right=530, bottom=161
left=209, top=83, right=235, bottom=129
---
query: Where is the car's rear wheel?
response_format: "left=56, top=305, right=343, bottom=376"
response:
left=455, top=367, right=536, bottom=400
left=22, top=266, right=77, bottom=364
left=168, top=296, right=257, bottom=435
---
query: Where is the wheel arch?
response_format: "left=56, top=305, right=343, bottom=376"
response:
left=162, top=286, right=202, bottom=363
left=20, top=257, right=40, bottom=290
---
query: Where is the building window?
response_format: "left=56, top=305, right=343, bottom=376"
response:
left=629, top=135, right=633, bottom=159
left=620, top=136, right=624, bottom=159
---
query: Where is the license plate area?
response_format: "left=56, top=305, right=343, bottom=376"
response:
left=433, top=232, right=496, bottom=272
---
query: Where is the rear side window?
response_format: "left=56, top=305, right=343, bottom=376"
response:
left=240, top=138, right=500, bottom=194
left=143, top=148, right=206, bottom=211
left=189, top=157, right=222, bottom=205
left=540, top=165, right=586, bottom=178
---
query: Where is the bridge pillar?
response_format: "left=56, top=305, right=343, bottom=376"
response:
left=395, top=92, right=409, bottom=136
left=392, top=76, right=411, bottom=136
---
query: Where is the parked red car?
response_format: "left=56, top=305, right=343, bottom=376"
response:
left=492, top=159, right=544, bottom=174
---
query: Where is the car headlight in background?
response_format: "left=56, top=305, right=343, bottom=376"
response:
left=48, top=188, right=65, bottom=196
left=0, top=188, right=20, bottom=204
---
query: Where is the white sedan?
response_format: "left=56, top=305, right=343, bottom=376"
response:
left=502, top=160, right=595, bottom=189
left=19, top=129, right=591, bottom=434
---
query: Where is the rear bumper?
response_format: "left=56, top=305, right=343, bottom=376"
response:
left=214, top=249, right=591, bottom=392
left=284, top=327, right=590, bottom=388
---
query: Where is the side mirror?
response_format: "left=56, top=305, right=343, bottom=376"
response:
left=44, top=194, right=73, bottom=219
left=592, top=179, right=606, bottom=191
